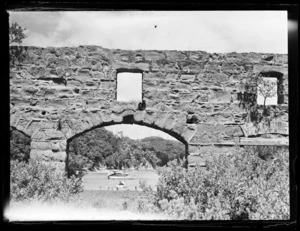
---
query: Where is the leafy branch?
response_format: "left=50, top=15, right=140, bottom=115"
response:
left=9, top=22, right=28, bottom=69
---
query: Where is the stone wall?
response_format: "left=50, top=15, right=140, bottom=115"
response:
left=9, top=45, right=289, bottom=168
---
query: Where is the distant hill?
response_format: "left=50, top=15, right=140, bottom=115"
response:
left=139, top=136, right=185, bottom=166
left=67, top=128, right=186, bottom=175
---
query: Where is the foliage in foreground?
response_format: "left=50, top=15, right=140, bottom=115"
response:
left=139, top=146, right=289, bottom=220
left=10, top=160, right=83, bottom=203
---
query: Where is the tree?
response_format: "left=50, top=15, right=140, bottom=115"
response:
left=239, top=73, right=279, bottom=123
left=256, top=77, right=277, bottom=115
left=9, top=22, right=27, bottom=45
left=9, top=22, right=27, bottom=68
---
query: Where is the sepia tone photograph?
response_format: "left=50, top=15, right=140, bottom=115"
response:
left=4, top=8, right=295, bottom=222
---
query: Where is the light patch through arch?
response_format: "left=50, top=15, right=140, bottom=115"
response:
left=105, top=124, right=177, bottom=141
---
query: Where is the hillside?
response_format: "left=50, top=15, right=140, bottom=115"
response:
left=67, top=128, right=186, bottom=175
left=139, top=136, right=185, bottom=166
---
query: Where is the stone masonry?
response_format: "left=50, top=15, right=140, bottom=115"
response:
left=10, top=46, right=289, bottom=169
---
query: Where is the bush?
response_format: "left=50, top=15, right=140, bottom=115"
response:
left=10, top=160, right=84, bottom=203
left=140, top=146, right=289, bottom=220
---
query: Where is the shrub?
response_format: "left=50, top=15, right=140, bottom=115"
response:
left=140, top=146, right=289, bottom=220
left=10, top=160, right=84, bottom=203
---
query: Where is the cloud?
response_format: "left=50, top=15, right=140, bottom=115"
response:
left=9, top=11, right=287, bottom=53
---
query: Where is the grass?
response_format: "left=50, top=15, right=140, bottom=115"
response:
left=77, top=170, right=159, bottom=212
left=74, top=190, right=146, bottom=211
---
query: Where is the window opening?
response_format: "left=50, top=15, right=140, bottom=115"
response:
left=117, top=72, right=142, bottom=101
left=257, top=77, right=278, bottom=105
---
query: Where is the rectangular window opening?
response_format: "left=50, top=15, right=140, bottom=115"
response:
left=117, top=72, right=142, bottom=102
left=257, top=77, right=278, bottom=105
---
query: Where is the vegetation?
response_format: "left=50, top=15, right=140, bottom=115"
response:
left=140, top=137, right=185, bottom=166
left=10, top=128, right=31, bottom=162
left=239, top=71, right=284, bottom=123
left=9, top=22, right=28, bottom=67
left=10, top=129, right=83, bottom=204
left=10, top=160, right=83, bottom=203
left=139, top=146, right=289, bottom=220
left=67, top=128, right=185, bottom=176
left=10, top=127, right=289, bottom=220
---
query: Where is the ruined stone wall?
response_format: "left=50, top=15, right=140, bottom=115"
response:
left=9, top=46, right=289, bottom=167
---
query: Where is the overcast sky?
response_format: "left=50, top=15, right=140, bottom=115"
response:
left=8, top=11, right=288, bottom=141
left=9, top=11, right=287, bottom=53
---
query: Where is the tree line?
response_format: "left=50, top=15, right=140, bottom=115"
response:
left=67, top=128, right=185, bottom=176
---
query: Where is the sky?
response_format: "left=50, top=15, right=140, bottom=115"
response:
left=105, top=124, right=176, bottom=140
left=9, top=11, right=287, bottom=53
left=8, top=11, right=288, bottom=141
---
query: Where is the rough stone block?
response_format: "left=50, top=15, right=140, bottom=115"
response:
left=56, top=87, right=75, bottom=97
left=208, top=90, right=231, bottom=103
left=11, top=78, right=34, bottom=87
left=46, top=99, right=68, bottom=110
left=31, top=141, right=52, bottom=150
left=180, top=74, right=195, bottom=82
left=28, top=66, right=46, bottom=78
left=36, top=87, right=57, bottom=98
left=164, top=113, right=177, bottom=131
left=144, top=51, right=165, bottom=61
left=133, top=110, right=145, bottom=122
left=87, top=110, right=103, bottom=126
left=240, top=137, right=289, bottom=146
left=166, top=51, right=187, bottom=61
left=31, top=130, right=46, bottom=141
left=94, top=89, right=114, bottom=99
left=113, top=62, right=149, bottom=71
left=83, top=81, right=99, bottom=89
left=59, top=140, right=67, bottom=151
left=86, top=98, right=105, bottom=109
left=182, top=124, right=196, bottom=143
left=269, top=121, right=289, bottom=135
left=67, top=79, right=83, bottom=88
left=51, top=141, right=60, bottom=152
left=20, top=87, right=39, bottom=97
left=212, top=73, right=229, bottom=83
left=171, top=121, right=186, bottom=136
left=30, top=150, right=67, bottom=162
left=80, top=89, right=95, bottom=98
left=101, top=111, right=113, bottom=123
left=44, top=129, right=65, bottom=140
left=99, top=81, right=116, bottom=89
left=10, top=87, right=22, bottom=98
left=24, top=120, right=41, bottom=136
left=77, top=69, right=93, bottom=81
left=143, top=110, right=156, bottom=125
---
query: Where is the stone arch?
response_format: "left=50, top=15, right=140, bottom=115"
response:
left=65, top=109, right=192, bottom=172
left=60, top=107, right=195, bottom=144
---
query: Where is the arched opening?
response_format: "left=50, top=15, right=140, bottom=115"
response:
left=66, top=122, right=188, bottom=190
